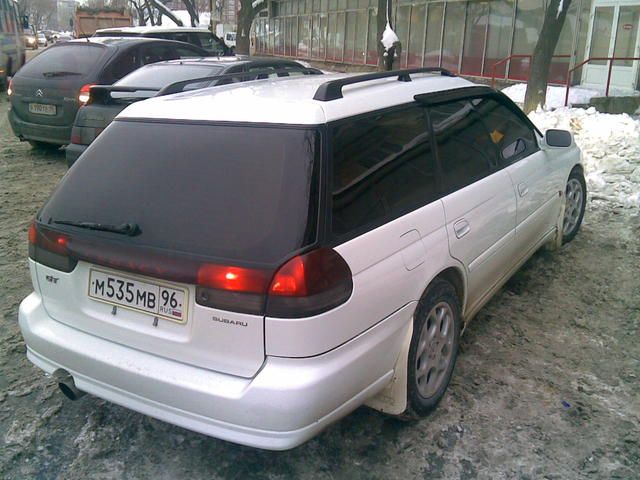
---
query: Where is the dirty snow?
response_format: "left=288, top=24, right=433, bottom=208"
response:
left=502, top=83, right=640, bottom=109
left=529, top=107, right=640, bottom=209
left=503, top=83, right=600, bottom=108
left=380, top=22, right=399, bottom=52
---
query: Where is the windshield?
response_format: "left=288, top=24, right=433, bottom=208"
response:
left=115, top=64, right=224, bottom=89
left=39, top=121, right=320, bottom=267
left=18, top=44, right=107, bottom=78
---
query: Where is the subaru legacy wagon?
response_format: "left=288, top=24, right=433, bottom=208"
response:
left=19, top=68, right=586, bottom=450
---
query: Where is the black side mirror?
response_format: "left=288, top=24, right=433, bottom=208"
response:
left=545, top=129, right=572, bottom=148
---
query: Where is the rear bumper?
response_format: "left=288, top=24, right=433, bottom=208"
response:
left=8, top=108, right=71, bottom=145
left=19, top=292, right=413, bottom=450
left=65, top=143, right=87, bottom=167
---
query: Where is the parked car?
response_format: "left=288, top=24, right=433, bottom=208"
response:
left=94, top=26, right=231, bottom=57
left=24, top=32, right=36, bottom=49
left=52, top=33, right=73, bottom=43
left=66, top=57, right=317, bottom=166
left=19, top=68, right=586, bottom=450
left=224, top=31, right=236, bottom=49
left=7, top=37, right=207, bottom=149
left=37, top=32, right=47, bottom=47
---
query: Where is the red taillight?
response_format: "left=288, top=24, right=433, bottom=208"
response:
left=78, top=84, right=94, bottom=105
left=28, top=221, right=37, bottom=245
left=28, top=222, right=75, bottom=272
left=197, top=264, right=270, bottom=294
left=196, top=249, right=352, bottom=317
left=70, top=133, right=82, bottom=144
left=269, top=256, right=306, bottom=296
left=265, top=248, right=353, bottom=317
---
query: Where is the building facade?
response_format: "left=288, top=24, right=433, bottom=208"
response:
left=252, top=0, right=640, bottom=91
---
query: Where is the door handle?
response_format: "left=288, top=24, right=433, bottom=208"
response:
left=453, top=219, right=470, bottom=239
left=518, top=182, right=529, bottom=197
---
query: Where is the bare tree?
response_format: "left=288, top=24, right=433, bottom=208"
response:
left=148, top=0, right=183, bottom=25
left=236, top=0, right=261, bottom=55
left=24, top=0, right=55, bottom=36
left=181, top=0, right=199, bottom=26
left=523, top=0, right=573, bottom=112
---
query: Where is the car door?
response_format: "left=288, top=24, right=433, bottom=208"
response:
left=429, top=99, right=518, bottom=311
left=474, top=97, right=562, bottom=256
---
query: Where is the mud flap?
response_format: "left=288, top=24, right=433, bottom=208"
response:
left=545, top=190, right=565, bottom=251
left=364, top=320, right=413, bottom=415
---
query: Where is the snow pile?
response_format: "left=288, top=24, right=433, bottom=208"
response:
left=380, top=22, right=399, bottom=53
left=502, top=83, right=600, bottom=109
left=529, top=107, right=640, bottom=209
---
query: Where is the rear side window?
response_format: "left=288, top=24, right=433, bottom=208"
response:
left=331, top=106, right=438, bottom=237
left=17, top=44, right=107, bottom=78
left=429, top=100, right=496, bottom=193
left=103, top=49, right=140, bottom=82
left=39, top=122, right=320, bottom=267
left=116, top=64, right=222, bottom=89
left=194, top=32, right=226, bottom=55
left=140, top=44, right=178, bottom=64
left=473, top=97, right=539, bottom=166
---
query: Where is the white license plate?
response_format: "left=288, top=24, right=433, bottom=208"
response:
left=88, top=269, right=188, bottom=323
left=28, top=103, right=56, bottom=116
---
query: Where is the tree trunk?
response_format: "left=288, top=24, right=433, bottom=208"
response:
left=149, top=0, right=184, bottom=26
left=376, top=0, right=387, bottom=71
left=183, top=0, right=200, bottom=27
left=523, top=0, right=572, bottom=112
left=236, top=0, right=256, bottom=55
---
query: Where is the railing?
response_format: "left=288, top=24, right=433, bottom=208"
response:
left=564, top=56, right=640, bottom=106
left=490, top=54, right=571, bottom=88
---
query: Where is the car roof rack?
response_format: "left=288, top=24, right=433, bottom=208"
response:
left=313, top=67, right=456, bottom=102
left=157, top=66, right=323, bottom=96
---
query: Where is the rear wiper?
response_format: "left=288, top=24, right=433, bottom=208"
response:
left=42, top=71, right=82, bottom=78
left=52, top=220, right=141, bottom=236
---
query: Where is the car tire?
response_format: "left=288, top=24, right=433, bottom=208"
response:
left=562, top=169, right=587, bottom=244
left=406, top=278, right=461, bottom=417
left=28, top=141, right=60, bottom=151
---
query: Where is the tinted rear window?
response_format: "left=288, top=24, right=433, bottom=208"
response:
left=116, top=64, right=223, bottom=89
left=18, top=44, right=107, bottom=78
left=39, top=122, right=319, bottom=267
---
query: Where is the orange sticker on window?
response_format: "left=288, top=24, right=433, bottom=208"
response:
left=490, top=130, right=504, bottom=144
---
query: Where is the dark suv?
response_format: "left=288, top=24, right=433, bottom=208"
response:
left=8, top=37, right=206, bottom=149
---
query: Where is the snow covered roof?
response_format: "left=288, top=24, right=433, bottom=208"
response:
left=118, top=72, right=476, bottom=125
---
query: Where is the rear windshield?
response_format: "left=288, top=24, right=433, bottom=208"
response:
left=116, top=64, right=223, bottom=89
left=18, top=44, right=107, bottom=78
left=39, top=121, right=320, bottom=267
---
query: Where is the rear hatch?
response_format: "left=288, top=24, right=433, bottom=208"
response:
left=32, top=120, right=320, bottom=378
left=11, top=44, right=109, bottom=129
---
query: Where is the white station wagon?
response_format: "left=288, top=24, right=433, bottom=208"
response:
left=19, top=68, right=586, bottom=450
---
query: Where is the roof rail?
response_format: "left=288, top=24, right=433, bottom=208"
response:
left=313, top=67, right=456, bottom=102
left=157, top=67, right=323, bottom=96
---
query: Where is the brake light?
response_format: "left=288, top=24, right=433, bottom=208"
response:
left=265, top=248, right=353, bottom=317
left=196, top=249, right=353, bottom=317
left=78, top=84, right=94, bottom=105
left=28, top=222, right=75, bottom=272
left=197, top=264, right=270, bottom=294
